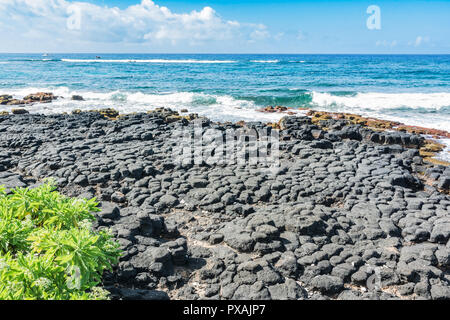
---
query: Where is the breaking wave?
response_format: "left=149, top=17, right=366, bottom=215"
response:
left=0, top=87, right=449, bottom=131
left=0, top=87, right=303, bottom=122
left=61, top=59, right=237, bottom=64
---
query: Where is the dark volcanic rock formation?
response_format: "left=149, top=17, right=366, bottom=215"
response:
left=0, top=109, right=448, bottom=300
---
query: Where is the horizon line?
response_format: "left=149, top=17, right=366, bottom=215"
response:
left=1, top=52, right=450, bottom=55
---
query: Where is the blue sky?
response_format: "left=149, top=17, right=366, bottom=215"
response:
left=0, top=0, right=449, bottom=53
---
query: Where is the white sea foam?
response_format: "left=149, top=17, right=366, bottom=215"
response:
left=61, top=59, right=237, bottom=64
left=251, top=60, right=280, bottom=63
left=312, top=92, right=450, bottom=111
left=0, top=87, right=303, bottom=123
left=2, top=59, right=60, bottom=62
left=1, top=87, right=448, bottom=132
left=311, top=91, right=450, bottom=131
left=310, top=91, right=450, bottom=159
left=437, top=138, right=450, bottom=162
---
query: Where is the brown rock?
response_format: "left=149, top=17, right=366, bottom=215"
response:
left=23, top=92, right=55, bottom=103
left=258, top=105, right=292, bottom=114
left=396, top=125, right=450, bottom=138
left=6, top=99, right=25, bottom=105
left=0, top=94, right=12, bottom=104
left=0, top=95, right=13, bottom=105
left=187, top=113, right=199, bottom=121
left=98, top=108, right=119, bottom=119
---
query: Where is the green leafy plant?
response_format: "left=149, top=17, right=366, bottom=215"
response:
left=0, top=181, right=121, bottom=300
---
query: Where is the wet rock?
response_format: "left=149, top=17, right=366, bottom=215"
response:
left=11, top=108, right=29, bottom=115
left=23, top=92, right=55, bottom=103
left=71, top=95, right=84, bottom=101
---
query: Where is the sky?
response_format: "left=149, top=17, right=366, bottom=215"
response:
left=0, top=0, right=449, bottom=53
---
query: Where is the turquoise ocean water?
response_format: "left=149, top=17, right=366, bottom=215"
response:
left=0, top=54, right=449, bottom=132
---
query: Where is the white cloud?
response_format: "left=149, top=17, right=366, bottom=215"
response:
left=0, top=0, right=269, bottom=51
left=375, top=40, right=397, bottom=47
left=409, top=36, right=430, bottom=47
left=297, top=30, right=306, bottom=40
left=273, top=32, right=284, bottom=41
left=249, top=24, right=270, bottom=42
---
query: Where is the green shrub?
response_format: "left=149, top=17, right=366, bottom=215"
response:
left=0, top=181, right=121, bottom=300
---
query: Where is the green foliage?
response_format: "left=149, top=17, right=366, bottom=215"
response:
left=0, top=181, right=121, bottom=300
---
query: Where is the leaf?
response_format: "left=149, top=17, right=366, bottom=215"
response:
left=0, top=182, right=122, bottom=300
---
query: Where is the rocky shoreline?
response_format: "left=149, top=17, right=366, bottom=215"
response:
left=2, top=92, right=449, bottom=165
left=0, top=107, right=449, bottom=300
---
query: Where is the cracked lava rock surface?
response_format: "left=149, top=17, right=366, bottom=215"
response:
left=0, top=109, right=449, bottom=300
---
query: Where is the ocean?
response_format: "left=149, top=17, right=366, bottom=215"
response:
left=1, top=54, right=449, bottom=130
